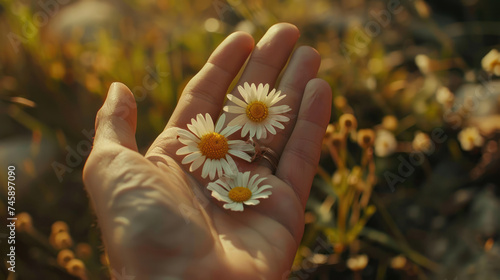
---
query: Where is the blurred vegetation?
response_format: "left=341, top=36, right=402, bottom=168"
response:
left=1, top=0, right=500, bottom=279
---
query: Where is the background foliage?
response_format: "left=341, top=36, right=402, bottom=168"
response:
left=1, top=0, right=500, bottom=279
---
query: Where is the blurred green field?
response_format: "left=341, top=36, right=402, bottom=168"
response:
left=1, top=0, right=500, bottom=279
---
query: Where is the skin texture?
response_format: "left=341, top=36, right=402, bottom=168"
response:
left=83, top=23, right=332, bottom=279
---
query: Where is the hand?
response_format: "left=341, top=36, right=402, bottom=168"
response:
left=83, top=23, right=331, bottom=279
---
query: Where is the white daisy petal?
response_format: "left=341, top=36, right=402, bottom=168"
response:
left=233, top=172, right=241, bottom=187
left=215, top=160, right=223, bottom=178
left=248, top=174, right=260, bottom=189
left=233, top=203, right=244, bottom=211
left=227, top=94, right=249, bottom=108
left=178, top=138, right=194, bottom=146
left=250, top=83, right=257, bottom=96
left=248, top=185, right=257, bottom=194
left=269, top=105, right=291, bottom=114
left=190, top=155, right=206, bottom=171
left=254, top=184, right=273, bottom=193
left=265, top=123, right=277, bottom=135
left=177, top=129, right=199, bottom=142
left=227, top=118, right=240, bottom=127
left=227, top=139, right=244, bottom=145
left=195, top=118, right=209, bottom=135
left=229, top=114, right=248, bottom=126
left=256, top=125, right=263, bottom=139
left=248, top=181, right=258, bottom=193
left=252, top=177, right=267, bottom=190
left=265, top=88, right=277, bottom=100
left=209, top=189, right=232, bottom=203
left=215, top=114, right=226, bottom=133
left=270, top=119, right=285, bottom=130
left=208, top=160, right=217, bottom=180
left=269, top=96, right=285, bottom=107
left=239, top=84, right=251, bottom=103
left=257, top=84, right=268, bottom=100
left=221, top=159, right=233, bottom=175
left=224, top=105, right=246, bottom=114
left=241, top=123, right=251, bottom=137
left=204, top=113, right=215, bottom=132
left=217, top=180, right=232, bottom=191
left=254, top=176, right=267, bottom=185
left=187, top=123, right=201, bottom=138
left=261, top=126, right=267, bottom=139
left=243, top=199, right=260, bottom=206
left=220, top=124, right=241, bottom=137
left=182, top=152, right=201, bottom=164
left=228, top=150, right=252, bottom=162
left=247, top=123, right=257, bottom=138
left=207, top=182, right=229, bottom=196
left=176, top=145, right=199, bottom=155
left=229, top=141, right=255, bottom=152
left=239, top=145, right=255, bottom=153
left=196, top=113, right=206, bottom=128
left=242, top=171, right=250, bottom=186
left=223, top=202, right=237, bottom=210
left=202, top=158, right=212, bottom=178
left=272, top=115, right=290, bottom=123
left=210, top=191, right=224, bottom=201
left=252, top=191, right=272, bottom=199
left=257, top=83, right=263, bottom=93
left=262, top=84, right=269, bottom=97
left=225, top=155, right=237, bottom=171
left=270, top=91, right=284, bottom=106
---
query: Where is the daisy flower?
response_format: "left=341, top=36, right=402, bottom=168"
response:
left=207, top=171, right=272, bottom=211
left=223, top=82, right=291, bottom=139
left=482, top=49, right=500, bottom=76
left=458, top=127, right=484, bottom=151
left=374, top=129, right=397, bottom=157
left=176, top=113, right=254, bottom=180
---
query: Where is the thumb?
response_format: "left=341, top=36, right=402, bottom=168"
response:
left=82, top=82, right=139, bottom=232
left=93, top=82, right=138, bottom=151
left=82, top=83, right=140, bottom=272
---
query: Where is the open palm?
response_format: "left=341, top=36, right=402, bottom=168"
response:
left=83, top=23, right=331, bottom=279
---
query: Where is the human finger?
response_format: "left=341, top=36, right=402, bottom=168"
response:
left=92, top=82, right=138, bottom=151
left=164, top=31, right=254, bottom=130
left=275, top=78, right=332, bottom=208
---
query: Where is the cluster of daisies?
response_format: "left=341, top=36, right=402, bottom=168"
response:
left=175, top=83, right=291, bottom=211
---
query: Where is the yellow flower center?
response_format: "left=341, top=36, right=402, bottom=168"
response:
left=246, top=101, right=268, bottom=122
left=228, top=187, right=252, bottom=202
left=198, top=132, right=229, bottom=159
